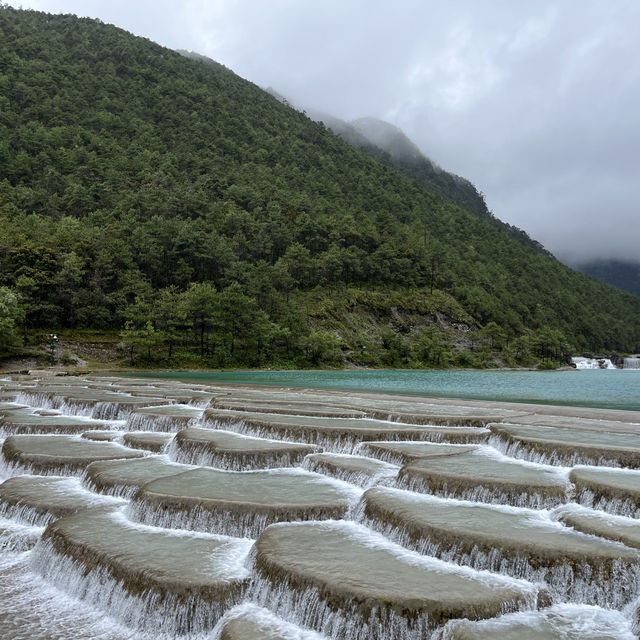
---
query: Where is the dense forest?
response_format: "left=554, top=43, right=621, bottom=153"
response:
left=577, top=259, right=640, bottom=297
left=306, top=111, right=491, bottom=217
left=0, top=7, right=639, bottom=368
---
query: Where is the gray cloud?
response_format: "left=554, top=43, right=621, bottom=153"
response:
left=15, top=0, right=640, bottom=263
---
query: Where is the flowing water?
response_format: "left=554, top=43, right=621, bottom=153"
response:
left=1, top=374, right=640, bottom=639
left=121, top=368, right=640, bottom=411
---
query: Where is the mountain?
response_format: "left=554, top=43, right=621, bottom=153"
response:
left=577, top=260, right=640, bottom=297
left=352, top=117, right=489, bottom=217
left=1, top=6, right=639, bottom=368
left=275, top=103, right=491, bottom=218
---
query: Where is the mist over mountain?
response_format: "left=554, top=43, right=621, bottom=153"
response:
left=350, top=117, right=489, bottom=218
left=267, top=93, right=491, bottom=219
left=576, top=260, right=640, bottom=297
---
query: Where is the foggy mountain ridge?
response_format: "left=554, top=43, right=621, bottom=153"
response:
left=576, top=259, right=640, bottom=297
left=351, top=117, right=425, bottom=164
left=330, top=115, right=491, bottom=216
left=262, top=86, right=491, bottom=218
left=183, top=51, right=632, bottom=285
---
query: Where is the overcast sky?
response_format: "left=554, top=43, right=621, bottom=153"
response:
left=15, top=0, right=640, bottom=264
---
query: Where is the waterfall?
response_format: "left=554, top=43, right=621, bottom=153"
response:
left=571, top=357, right=618, bottom=370
left=624, top=357, right=640, bottom=369
left=0, top=516, right=43, bottom=552
left=355, top=504, right=640, bottom=609
left=5, top=373, right=640, bottom=639
left=575, top=488, right=640, bottom=519
left=438, top=603, right=639, bottom=640
left=246, top=574, right=435, bottom=640
left=123, top=409, right=201, bottom=433
left=301, top=453, right=399, bottom=489
left=31, top=538, right=244, bottom=635
left=396, top=473, right=568, bottom=510
left=211, top=603, right=327, bottom=640
left=203, top=416, right=487, bottom=455
left=487, top=434, right=625, bottom=469
left=170, top=444, right=313, bottom=471
left=0, top=551, right=139, bottom=639
left=247, top=521, right=541, bottom=640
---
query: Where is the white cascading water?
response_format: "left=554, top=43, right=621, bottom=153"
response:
left=3, top=375, right=640, bottom=639
left=575, top=488, right=640, bottom=519
left=624, top=357, right=640, bottom=369
left=30, top=538, right=244, bottom=637
left=354, top=502, right=640, bottom=610
left=396, top=474, right=568, bottom=510
left=571, top=357, right=618, bottom=370
left=301, top=455, right=399, bottom=490
left=166, top=437, right=311, bottom=471
left=487, top=434, right=625, bottom=469
left=202, top=417, right=370, bottom=454
left=124, top=413, right=199, bottom=433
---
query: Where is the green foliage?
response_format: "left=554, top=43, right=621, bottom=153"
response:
left=118, top=283, right=297, bottom=368
left=59, top=350, right=76, bottom=366
left=302, top=331, right=344, bottom=367
left=578, top=259, right=640, bottom=296
left=412, top=326, right=453, bottom=368
left=0, top=286, right=24, bottom=354
left=0, top=6, right=639, bottom=369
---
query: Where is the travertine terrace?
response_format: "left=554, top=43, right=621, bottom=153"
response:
left=1, top=373, right=640, bottom=639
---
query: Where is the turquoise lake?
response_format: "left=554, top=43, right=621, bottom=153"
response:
left=125, top=369, right=640, bottom=412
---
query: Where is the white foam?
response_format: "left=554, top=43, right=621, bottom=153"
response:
left=211, top=602, right=327, bottom=639
left=440, top=602, right=637, bottom=639
left=572, top=357, right=617, bottom=370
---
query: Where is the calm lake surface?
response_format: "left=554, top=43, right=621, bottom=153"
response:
left=125, top=369, right=640, bottom=412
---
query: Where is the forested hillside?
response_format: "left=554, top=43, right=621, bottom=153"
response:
left=264, top=92, right=491, bottom=218
left=577, top=260, right=640, bottom=297
left=1, top=7, right=638, bottom=367
left=336, top=115, right=490, bottom=217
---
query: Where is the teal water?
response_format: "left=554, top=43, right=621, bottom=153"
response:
left=123, top=369, right=640, bottom=412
